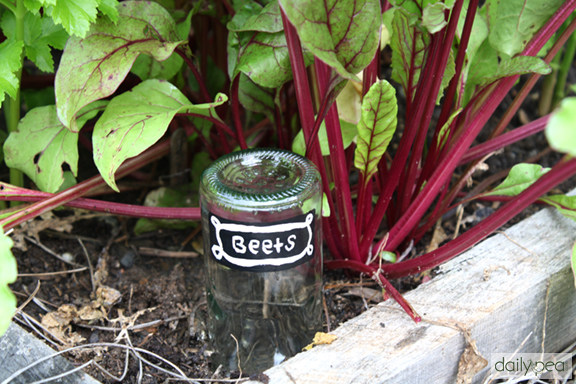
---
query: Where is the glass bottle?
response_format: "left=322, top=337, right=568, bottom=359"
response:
left=199, top=148, right=323, bottom=374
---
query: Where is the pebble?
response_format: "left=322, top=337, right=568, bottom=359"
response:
left=120, top=250, right=136, bottom=269
left=89, top=331, right=99, bottom=343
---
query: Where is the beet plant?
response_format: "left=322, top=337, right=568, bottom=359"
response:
left=1, top=0, right=576, bottom=332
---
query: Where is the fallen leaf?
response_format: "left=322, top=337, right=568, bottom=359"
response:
left=456, top=346, right=488, bottom=384
left=426, top=218, right=447, bottom=253
left=96, top=285, right=122, bottom=307
left=303, top=332, right=337, bottom=351
left=343, top=287, right=383, bottom=303
left=78, top=304, right=105, bottom=321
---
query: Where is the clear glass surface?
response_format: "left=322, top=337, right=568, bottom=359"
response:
left=199, top=148, right=323, bottom=374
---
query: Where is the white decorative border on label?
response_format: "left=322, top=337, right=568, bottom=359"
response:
left=210, top=212, right=314, bottom=269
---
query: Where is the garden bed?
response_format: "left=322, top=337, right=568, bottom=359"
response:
left=2, top=192, right=575, bottom=383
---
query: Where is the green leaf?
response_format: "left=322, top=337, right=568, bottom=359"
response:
left=354, top=80, right=398, bottom=183
left=190, top=151, right=212, bottom=189
left=437, top=48, right=455, bottom=104
left=336, top=79, right=362, bottom=125
left=380, top=251, right=396, bottom=263
left=227, top=2, right=263, bottom=31
left=292, top=119, right=357, bottom=157
left=479, top=56, right=551, bottom=87
left=279, top=0, right=381, bottom=81
left=176, top=4, right=199, bottom=40
left=422, top=2, right=451, bottom=34
left=321, top=193, right=330, bottom=217
left=24, top=0, right=42, bottom=14
left=545, top=97, right=576, bottom=156
left=390, top=10, right=430, bottom=104
left=188, top=56, right=227, bottom=99
left=22, top=86, right=55, bottom=110
left=55, top=1, right=185, bottom=132
left=488, top=0, right=565, bottom=57
left=0, top=40, right=24, bottom=104
left=236, top=30, right=311, bottom=88
left=436, top=108, right=462, bottom=148
left=4, top=101, right=106, bottom=193
left=131, top=2, right=199, bottom=82
left=461, top=38, right=498, bottom=105
left=0, top=130, right=8, bottom=164
left=238, top=73, right=276, bottom=123
left=539, top=194, right=576, bottom=222
left=0, top=226, right=16, bottom=336
left=97, top=0, right=119, bottom=24
left=44, top=0, right=100, bottom=38
left=131, top=53, right=183, bottom=81
left=485, top=164, right=550, bottom=197
left=1, top=11, right=69, bottom=73
left=93, top=79, right=227, bottom=192
left=228, top=0, right=282, bottom=33
left=134, top=187, right=198, bottom=235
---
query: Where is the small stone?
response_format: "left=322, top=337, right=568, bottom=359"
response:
left=61, top=252, right=74, bottom=263
left=89, top=331, right=99, bottom=343
left=120, top=250, right=136, bottom=269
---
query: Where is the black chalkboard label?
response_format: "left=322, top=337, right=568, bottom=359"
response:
left=209, top=210, right=315, bottom=272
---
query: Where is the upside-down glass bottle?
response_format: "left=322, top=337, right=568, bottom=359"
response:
left=199, top=148, right=323, bottom=374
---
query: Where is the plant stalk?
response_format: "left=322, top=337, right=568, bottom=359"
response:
left=0, top=140, right=171, bottom=230
left=4, top=0, right=26, bottom=199
left=0, top=183, right=202, bottom=219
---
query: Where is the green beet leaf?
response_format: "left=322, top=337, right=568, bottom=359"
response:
left=0, top=225, right=16, bottom=336
left=479, top=55, right=551, bottom=87
left=55, top=1, right=185, bottom=133
left=236, top=30, right=312, bottom=89
left=279, top=0, right=381, bottom=81
left=238, top=73, right=276, bottom=124
left=461, top=39, right=498, bottom=106
left=436, top=108, right=462, bottom=149
left=488, top=0, right=564, bottom=58
left=4, top=101, right=107, bottom=193
left=131, top=4, right=198, bottom=82
left=354, top=80, right=398, bottom=184
left=437, top=48, right=455, bottom=104
left=292, top=118, right=357, bottom=157
left=131, top=54, right=183, bottom=82
left=539, top=194, right=576, bottom=223
left=545, top=97, right=576, bottom=157
left=0, top=40, right=24, bottom=104
left=228, top=0, right=282, bottom=33
left=422, top=2, right=451, bottom=34
left=485, top=163, right=550, bottom=197
left=93, top=79, right=227, bottom=192
left=134, top=187, right=198, bottom=235
left=390, top=10, right=430, bottom=104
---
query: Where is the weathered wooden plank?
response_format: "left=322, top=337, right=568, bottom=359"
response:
left=250, top=206, right=576, bottom=384
left=0, top=322, right=100, bottom=383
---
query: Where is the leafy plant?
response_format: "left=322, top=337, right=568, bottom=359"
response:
left=1, top=0, right=576, bottom=332
left=0, top=226, right=16, bottom=336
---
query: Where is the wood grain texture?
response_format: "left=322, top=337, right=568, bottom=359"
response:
left=0, top=322, right=99, bottom=383
left=249, top=206, right=576, bottom=384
